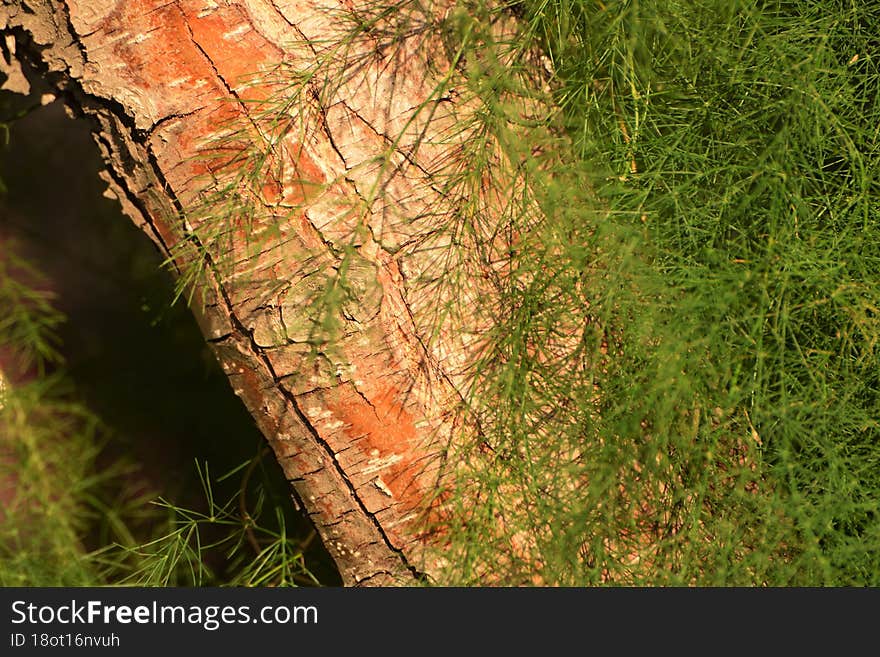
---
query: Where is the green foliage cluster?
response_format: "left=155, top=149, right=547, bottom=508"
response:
left=442, top=0, right=880, bottom=584
left=0, top=248, right=106, bottom=585
left=104, top=458, right=323, bottom=587
left=0, top=375, right=106, bottom=586
left=0, top=245, right=321, bottom=586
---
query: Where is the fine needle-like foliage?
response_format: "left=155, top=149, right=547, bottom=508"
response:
left=456, top=0, right=880, bottom=585
left=0, top=244, right=107, bottom=585
left=441, top=0, right=880, bottom=585
left=106, top=457, right=322, bottom=587
left=0, top=242, right=322, bottom=587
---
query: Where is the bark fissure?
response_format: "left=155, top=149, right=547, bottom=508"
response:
left=177, top=7, right=242, bottom=105
left=91, top=128, right=173, bottom=253
left=220, top=286, right=425, bottom=581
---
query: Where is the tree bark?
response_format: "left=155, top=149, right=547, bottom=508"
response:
left=0, top=0, right=512, bottom=585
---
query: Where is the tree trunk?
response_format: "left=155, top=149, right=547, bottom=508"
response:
left=0, top=0, right=517, bottom=585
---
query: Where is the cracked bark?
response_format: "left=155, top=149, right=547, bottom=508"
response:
left=0, top=0, right=512, bottom=585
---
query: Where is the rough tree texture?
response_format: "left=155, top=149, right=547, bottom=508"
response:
left=0, top=0, right=516, bottom=584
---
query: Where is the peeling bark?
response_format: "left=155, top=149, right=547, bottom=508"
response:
left=0, top=0, right=517, bottom=585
